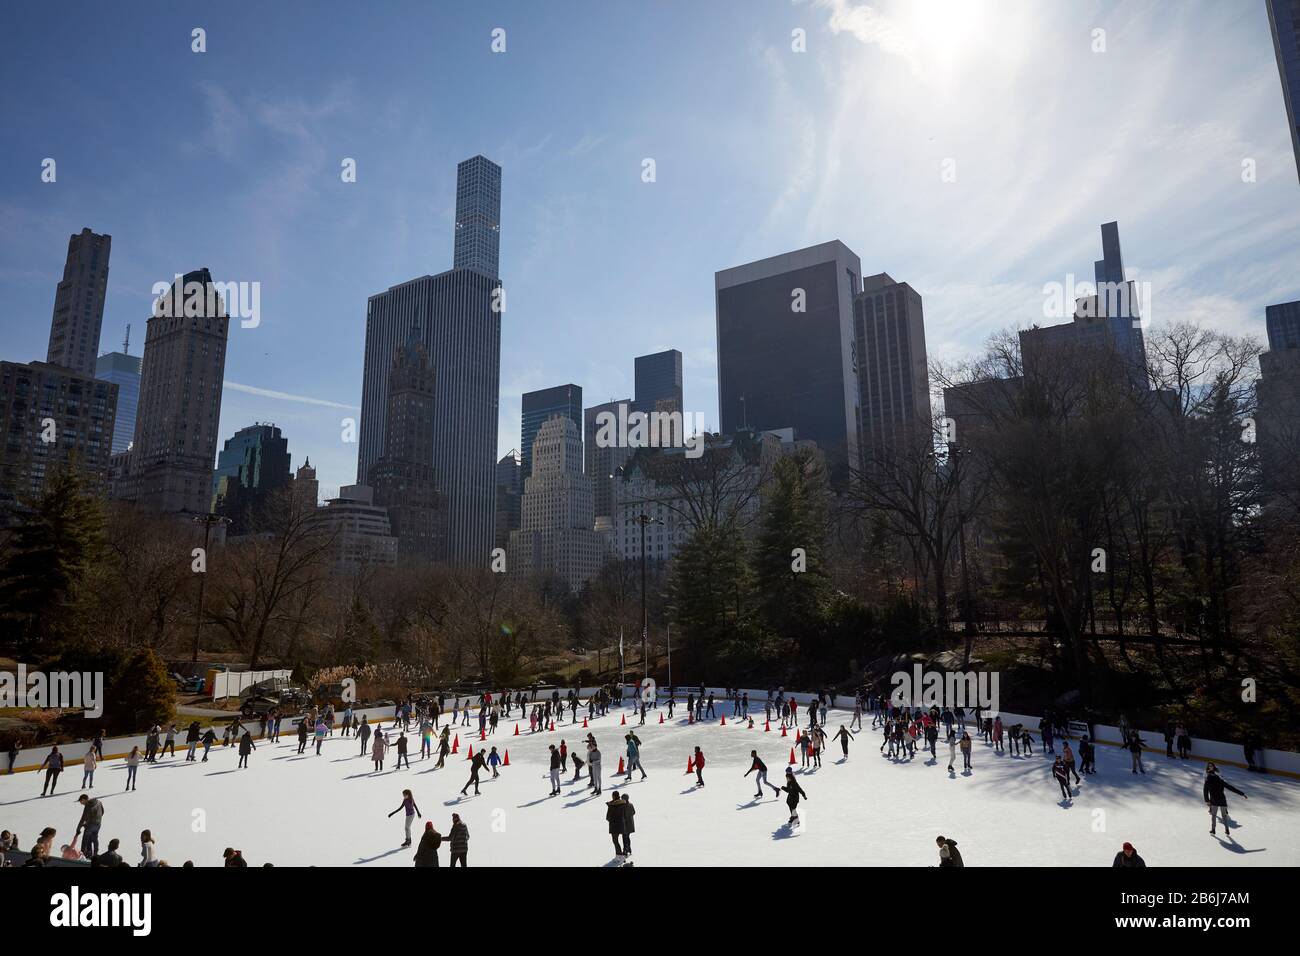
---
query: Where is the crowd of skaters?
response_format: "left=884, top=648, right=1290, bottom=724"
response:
left=0, top=682, right=1272, bottom=867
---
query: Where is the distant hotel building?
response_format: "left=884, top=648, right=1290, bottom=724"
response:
left=1258, top=298, right=1300, bottom=493
left=585, top=398, right=633, bottom=521
left=508, top=416, right=605, bottom=590
left=358, top=156, right=502, bottom=565
left=854, top=273, right=930, bottom=465
left=521, top=384, right=582, bottom=478
left=117, top=269, right=229, bottom=514
left=715, top=241, right=863, bottom=478
left=46, top=228, right=111, bottom=377
left=1268, top=0, right=1300, bottom=185
left=315, top=484, right=398, bottom=572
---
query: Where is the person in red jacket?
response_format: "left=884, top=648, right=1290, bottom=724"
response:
left=693, top=747, right=705, bottom=787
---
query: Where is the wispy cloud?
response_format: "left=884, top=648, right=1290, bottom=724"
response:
left=223, top=381, right=358, bottom=410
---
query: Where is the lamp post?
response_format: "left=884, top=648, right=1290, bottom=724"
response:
left=634, top=511, right=663, bottom=679
left=192, top=512, right=230, bottom=664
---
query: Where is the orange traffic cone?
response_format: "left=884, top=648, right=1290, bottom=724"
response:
left=620, top=714, right=626, bottom=726
left=466, top=745, right=474, bottom=760
left=659, top=712, right=665, bottom=724
left=548, top=721, right=555, bottom=731
left=765, top=720, right=771, bottom=732
left=480, top=728, right=486, bottom=741
left=688, top=713, right=694, bottom=724
left=720, top=715, right=726, bottom=726
left=781, top=725, right=787, bottom=737
left=788, top=747, right=796, bottom=765
left=452, top=734, right=460, bottom=753
left=514, top=724, right=520, bottom=736
left=503, top=749, right=510, bottom=766
left=617, top=756, right=625, bottom=774
left=685, top=756, right=694, bottom=774
left=582, top=717, right=588, bottom=728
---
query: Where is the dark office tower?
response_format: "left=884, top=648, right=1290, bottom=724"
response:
left=46, top=228, right=111, bottom=376
left=1268, top=0, right=1300, bottom=185
left=495, top=450, right=521, bottom=551
left=358, top=157, right=502, bottom=565
left=122, top=269, right=229, bottom=514
left=585, top=398, right=634, bottom=520
left=715, top=240, right=863, bottom=478
left=634, top=349, right=683, bottom=414
left=368, top=328, right=446, bottom=562
left=454, top=155, right=502, bottom=277
left=854, top=274, right=931, bottom=464
left=521, top=384, right=583, bottom=478
left=1266, top=300, right=1300, bottom=350
left=211, top=423, right=292, bottom=533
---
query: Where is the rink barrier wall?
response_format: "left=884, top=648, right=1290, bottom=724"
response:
left=5, top=691, right=1298, bottom=780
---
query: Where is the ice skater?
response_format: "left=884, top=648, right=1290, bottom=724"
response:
left=832, top=725, right=855, bottom=759
left=692, top=746, right=705, bottom=787
left=461, top=748, right=486, bottom=796
left=1203, top=763, right=1247, bottom=836
left=387, top=788, right=422, bottom=847
left=780, top=767, right=807, bottom=826
left=745, top=750, right=781, bottom=798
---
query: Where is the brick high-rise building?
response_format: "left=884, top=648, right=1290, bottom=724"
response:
left=46, top=228, right=111, bottom=376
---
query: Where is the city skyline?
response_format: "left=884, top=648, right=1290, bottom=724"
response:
left=2, top=0, right=1298, bottom=500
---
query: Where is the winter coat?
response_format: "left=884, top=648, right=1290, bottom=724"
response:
left=372, top=737, right=386, bottom=760
left=448, top=822, right=469, bottom=855
left=1113, top=850, right=1146, bottom=868
left=186, top=723, right=201, bottom=743
left=938, top=838, right=964, bottom=867
left=414, top=829, right=442, bottom=865
left=781, top=778, right=807, bottom=809
left=1203, top=773, right=1244, bottom=807
left=238, top=734, right=255, bottom=756
left=606, top=798, right=627, bottom=834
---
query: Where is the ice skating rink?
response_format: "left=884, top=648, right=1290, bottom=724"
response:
left=3, top=705, right=1296, bottom=867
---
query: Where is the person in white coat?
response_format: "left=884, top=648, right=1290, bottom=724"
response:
left=81, top=748, right=98, bottom=789
left=946, top=730, right=958, bottom=773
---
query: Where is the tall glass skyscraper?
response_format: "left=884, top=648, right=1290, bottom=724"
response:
left=95, top=349, right=142, bottom=454
left=1268, top=0, right=1300, bottom=185
left=454, top=155, right=502, bottom=277
left=1266, top=300, right=1300, bottom=350
left=521, top=384, right=583, bottom=478
left=634, top=349, right=683, bottom=413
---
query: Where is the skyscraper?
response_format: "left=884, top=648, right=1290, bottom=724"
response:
left=454, top=155, right=503, bottom=277
left=1266, top=299, right=1300, bottom=350
left=358, top=158, right=502, bottom=565
left=119, top=269, right=230, bottom=514
left=521, top=384, right=582, bottom=478
left=715, top=240, right=863, bottom=477
left=1268, top=0, right=1300, bottom=185
left=210, top=423, right=292, bottom=533
left=855, top=273, right=931, bottom=464
left=368, top=327, right=446, bottom=562
left=508, top=416, right=604, bottom=590
left=634, top=349, right=683, bottom=413
left=0, top=360, right=117, bottom=516
left=1019, top=222, right=1148, bottom=387
left=584, top=398, right=633, bottom=520
left=46, top=228, right=111, bottom=376
left=95, top=346, right=141, bottom=455
left=494, top=450, right=521, bottom=551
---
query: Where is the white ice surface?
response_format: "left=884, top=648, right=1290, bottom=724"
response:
left=3, top=705, right=1296, bottom=867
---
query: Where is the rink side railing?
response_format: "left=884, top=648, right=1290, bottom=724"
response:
left=4, top=687, right=1299, bottom=779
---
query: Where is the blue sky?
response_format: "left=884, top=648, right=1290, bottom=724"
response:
left=1, top=0, right=1297, bottom=499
